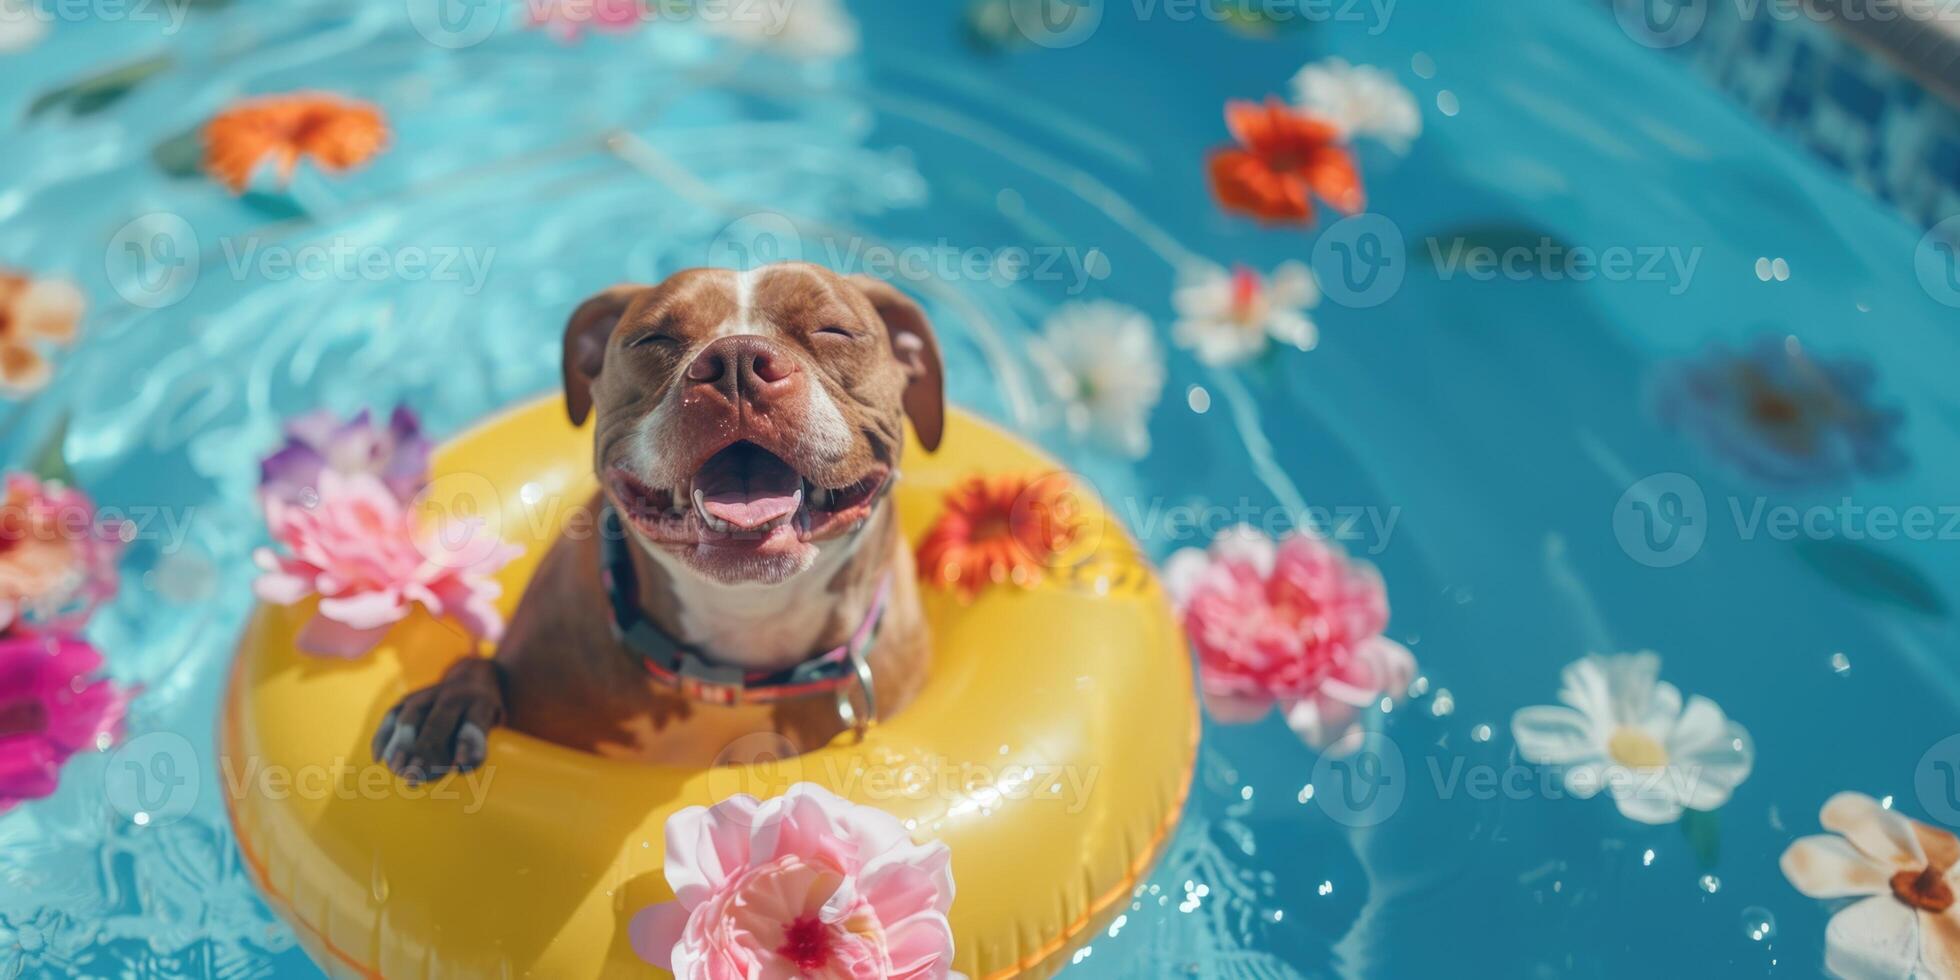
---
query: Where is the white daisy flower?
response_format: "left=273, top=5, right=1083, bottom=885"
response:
left=1171, top=261, right=1319, bottom=368
left=1290, top=58, right=1422, bottom=154
left=702, top=0, right=858, bottom=60
left=1510, top=652, right=1754, bottom=825
left=1035, top=300, right=1165, bottom=458
left=0, top=0, right=48, bottom=53
left=1782, top=792, right=1960, bottom=979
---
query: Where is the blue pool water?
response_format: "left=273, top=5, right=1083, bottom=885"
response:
left=4, top=0, right=1960, bottom=976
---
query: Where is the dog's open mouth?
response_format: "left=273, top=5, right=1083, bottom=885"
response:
left=608, top=442, right=887, bottom=548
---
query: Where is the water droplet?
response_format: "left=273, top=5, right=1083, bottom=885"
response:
left=1317, top=880, right=1333, bottom=896
left=299, top=487, right=321, bottom=509
left=1741, top=906, right=1776, bottom=942
left=1297, top=784, right=1315, bottom=804
left=132, top=811, right=150, bottom=826
left=1699, top=874, right=1721, bottom=894
left=1411, top=52, right=1436, bottom=78
left=1186, top=385, right=1211, bottom=414
left=1408, top=675, right=1430, bottom=698
left=1831, top=652, right=1851, bottom=675
left=1471, top=724, right=1492, bottom=742
left=1642, top=849, right=1656, bottom=867
left=1436, top=90, right=1460, bottom=116
left=1881, top=795, right=1895, bottom=809
left=1431, top=689, right=1455, bottom=717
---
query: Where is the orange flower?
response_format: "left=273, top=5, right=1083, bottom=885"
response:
left=916, top=472, right=1084, bottom=600
left=0, top=272, right=84, bottom=398
left=1206, top=98, right=1364, bottom=225
left=202, top=92, right=389, bottom=194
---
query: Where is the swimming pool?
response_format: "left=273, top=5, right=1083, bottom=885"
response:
left=4, top=0, right=1960, bottom=976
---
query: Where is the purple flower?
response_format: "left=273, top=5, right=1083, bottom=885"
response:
left=259, top=406, right=432, bottom=506
left=1652, top=336, right=1906, bottom=489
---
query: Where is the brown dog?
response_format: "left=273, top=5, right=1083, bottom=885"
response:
left=372, top=263, right=943, bottom=778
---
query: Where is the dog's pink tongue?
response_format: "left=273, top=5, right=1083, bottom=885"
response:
left=695, top=446, right=802, bottom=529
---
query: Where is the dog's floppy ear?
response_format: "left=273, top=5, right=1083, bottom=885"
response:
left=847, top=275, right=944, bottom=453
left=561, top=285, right=642, bottom=426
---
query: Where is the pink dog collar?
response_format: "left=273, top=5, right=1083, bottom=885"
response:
left=600, top=504, right=886, bottom=714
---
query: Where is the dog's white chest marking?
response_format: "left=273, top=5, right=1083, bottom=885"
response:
left=644, top=532, right=868, bottom=671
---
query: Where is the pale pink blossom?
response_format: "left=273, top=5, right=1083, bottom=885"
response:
left=1164, top=526, right=1414, bottom=754
left=0, top=473, right=124, bottom=634
left=252, top=470, right=520, bottom=657
left=630, top=783, right=961, bottom=980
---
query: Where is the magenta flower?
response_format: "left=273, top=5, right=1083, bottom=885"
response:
left=259, top=406, right=433, bottom=507
left=252, top=470, right=521, bottom=658
left=0, top=473, right=124, bottom=634
left=629, top=783, right=961, bottom=980
left=0, top=630, right=127, bottom=812
left=1164, top=526, right=1415, bottom=753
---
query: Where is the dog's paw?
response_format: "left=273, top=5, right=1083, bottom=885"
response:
left=371, top=661, right=503, bottom=785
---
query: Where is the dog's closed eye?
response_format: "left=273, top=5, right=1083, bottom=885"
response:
left=628, top=331, right=682, bottom=350
left=815, top=325, right=856, bottom=340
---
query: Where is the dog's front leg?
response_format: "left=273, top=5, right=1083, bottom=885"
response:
left=372, top=658, right=505, bottom=784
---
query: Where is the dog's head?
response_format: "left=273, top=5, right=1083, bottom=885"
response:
left=563, top=263, right=943, bottom=585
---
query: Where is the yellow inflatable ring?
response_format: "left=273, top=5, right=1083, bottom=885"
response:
left=221, top=396, right=1199, bottom=979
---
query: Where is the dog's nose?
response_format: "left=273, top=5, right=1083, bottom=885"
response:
left=685, top=335, right=801, bottom=395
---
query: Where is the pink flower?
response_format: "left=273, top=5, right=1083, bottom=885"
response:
left=0, top=630, right=127, bottom=812
left=629, top=783, right=961, bottom=980
left=1164, top=526, right=1414, bottom=753
left=527, top=0, right=644, bottom=40
left=0, top=473, right=124, bottom=635
left=252, top=470, right=521, bottom=658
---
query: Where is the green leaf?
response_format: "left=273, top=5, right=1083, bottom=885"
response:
left=151, top=125, right=204, bottom=179
left=28, top=413, right=73, bottom=486
left=1682, top=807, right=1720, bottom=868
left=28, top=55, right=175, bottom=119
left=1794, top=538, right=1949, bottom=618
